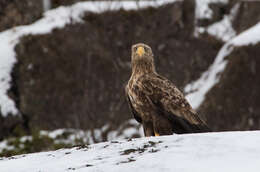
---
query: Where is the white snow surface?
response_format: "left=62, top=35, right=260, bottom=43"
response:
left=205, top=15, right=236, bottom=42
left=185, top=21, right=260, bottom=109
left=232, top=22, right=260, bottom=46
left=0, top=0, right=178, bottom=117
left=1, top=131, right=260, bottom=172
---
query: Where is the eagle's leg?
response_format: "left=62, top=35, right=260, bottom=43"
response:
left=153, top=115, right=173, bottom=136
left=143, top=121, right=155, bottom=137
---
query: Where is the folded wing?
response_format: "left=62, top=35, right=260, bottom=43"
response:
left=140, top=74, right=211, bottom=134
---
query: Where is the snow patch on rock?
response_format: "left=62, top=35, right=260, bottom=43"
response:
left=185, top=21, right=260, bottom=109
left=194, top=2, right=239, bottom=42
left=195, top=0, right=228, bottom=20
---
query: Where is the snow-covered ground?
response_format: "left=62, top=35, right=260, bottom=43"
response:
left=1, top=131, right=260, bottom=172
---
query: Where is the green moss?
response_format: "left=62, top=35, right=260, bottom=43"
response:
left=12, top=125, right=27, bottom=137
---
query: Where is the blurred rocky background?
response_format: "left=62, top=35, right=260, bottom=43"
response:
left=0, top=0, right=259, bottom=156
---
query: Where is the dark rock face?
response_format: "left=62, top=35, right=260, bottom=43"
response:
left=200, top=44, right=260, bottom=131
left=232, top=2, right=260, bottom=34
left=12, top=2, right=221, bottom=135
left=0, top=0, right=93, bottom=32
left=0, top=115, right=24, bottom=140
left=0, top=0, right=43, bottom=32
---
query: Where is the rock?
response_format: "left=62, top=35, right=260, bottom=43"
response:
left=200, top=43, right=260, bottom=131
left=0, top=0, right=43, bottom=32
left=232, top=1, right=260, bottom=34
left=0, top=115, right=24, bottom=140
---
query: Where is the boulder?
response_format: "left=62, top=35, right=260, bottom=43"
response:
left=200, top=43, right=260, bottom=131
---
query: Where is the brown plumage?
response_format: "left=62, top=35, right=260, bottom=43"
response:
left=125, top=43, right=211, bottom=136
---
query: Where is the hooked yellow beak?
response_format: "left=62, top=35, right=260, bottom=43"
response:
left=136, top=46, right=145, bottom=56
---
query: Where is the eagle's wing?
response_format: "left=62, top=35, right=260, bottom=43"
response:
left=139, top=74, right=211, bottom=133
left=125, top=86, right=142, bottom=123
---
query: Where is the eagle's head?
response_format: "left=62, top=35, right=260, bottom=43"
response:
left=131, top=43, right=154, bottom=62
left=131, top=43, right=156, bottom=74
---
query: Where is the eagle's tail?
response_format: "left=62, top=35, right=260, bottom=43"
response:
left=167, top=110, right=212, bottom=134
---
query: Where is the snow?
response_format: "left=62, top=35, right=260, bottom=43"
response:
left=205, top=15, right=236, bottom=41
left=0, top=141, right=14, bottom=153
left=187, top=1, right=260, bottom=109
left=194, top=2, right=239, bottom=42
left=1, top=131, right=260, bottom=171
left=232, top=22, right=260, bottom=46
left=19, top=136, right=33, bottom=143
left=195, top=0, right=228, bottom=20
left=185, top=21, right=260, bottom=109
left=0, top=0, right=178, bottom=117
left=184, top=43, right=232, bottom=109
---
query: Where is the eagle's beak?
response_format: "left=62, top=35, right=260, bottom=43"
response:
left=136, top=46, right=145, bottom=56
